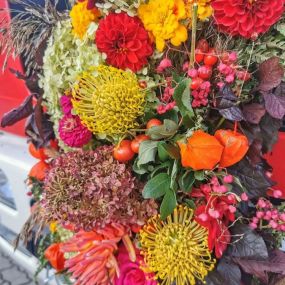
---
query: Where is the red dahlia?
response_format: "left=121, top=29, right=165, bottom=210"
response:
left=95, top=12, right=153, bottom=72
left=211, top=0, right=285, bottom=39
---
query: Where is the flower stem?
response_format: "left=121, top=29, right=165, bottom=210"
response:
left=190, top=3, right=198, bottom=67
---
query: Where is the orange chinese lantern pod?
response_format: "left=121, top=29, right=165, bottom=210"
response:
left=28, top=161, right=50, bottom=181
left=28, top=143, right=48, bottom=161
left=44, top=243, right=65, bottom=272
left=214, top=129, right=249, bottom=168
left=178, top=130, right=224, bottom=170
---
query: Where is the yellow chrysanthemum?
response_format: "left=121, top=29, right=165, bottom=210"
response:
left=140, top=206, right=216, bottom=285
left=72, top=65, right=145, bottom=136
left=185, top=0, right=213, bottom=21
left=138, top=0, right=188, bottom=52
left=70, top=0, right=100, bottom=39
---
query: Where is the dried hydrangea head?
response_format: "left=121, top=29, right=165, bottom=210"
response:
left=71, top=65, right=145, bottom=136
left=42, top=146, right=157, bottom=231
left=140, top=206, right=216, bottom=285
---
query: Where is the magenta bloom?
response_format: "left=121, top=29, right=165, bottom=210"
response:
left=59, top=115, right=92, bottom=147
left=115, top=245, right=157, bottom=285
left=60, top=95, right=73, bottom=115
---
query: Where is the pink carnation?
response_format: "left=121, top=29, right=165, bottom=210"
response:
left=115, top=245, right=157, bottom=285
left=59, top=115, right=92, bottom=147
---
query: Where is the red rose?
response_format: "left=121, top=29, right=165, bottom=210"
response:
left=96, top=12, right=153, bottom=72
left=211, top=0, right=284, bottom=39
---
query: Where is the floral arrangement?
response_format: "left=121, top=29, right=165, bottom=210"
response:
left=1, top=0, right=285, bottom=284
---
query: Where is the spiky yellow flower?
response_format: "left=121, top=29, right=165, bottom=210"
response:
left=140, top=206, right=216, bottom=285
left=72, top=65, right=145, bottom=136
left=70, top=0, right=100, bottom=39
left=185, top=0, right=213, bottom=21
left=138, top=0, right=188, bottom=52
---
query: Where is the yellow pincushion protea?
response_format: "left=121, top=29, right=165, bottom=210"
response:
left=70, top=0, right=100, bottom=39
left=72, top=65, right=145, bottom=136
left=185, top=0, right=213, bottom=21
left=140, top=206, right=215, bottom=285
left=138, top=0, right=188, bottom=52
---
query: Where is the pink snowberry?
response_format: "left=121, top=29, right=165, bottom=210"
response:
left=187, top=68, right=198, bottom=78
left=223, top=174, right=234, bottom=184
left=256, top=211, right=264, bottom=219
left=157, top=58, right=172, bottom=73
left=198, top=213, right=208, bottom=222
left=208, top=208, right=220, bottom=219
left=272, top=190, right=282, bottom=199
left=250, top=223, right=257, bottom=230
left=269, top=220, right=278, bottom=229
left=228, top=205, right=237, bottom=214
left=241, top=193, right=249, bottom=202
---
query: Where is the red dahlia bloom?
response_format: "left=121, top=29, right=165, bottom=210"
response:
left=96, top=12, right=153, bottom=72
left=211, top=0, right=285, bottom=39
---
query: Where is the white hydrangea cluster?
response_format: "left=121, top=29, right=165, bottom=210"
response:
left=96, top=0, right=145, bottom=16
left=39, top=20, right=103, bottom=150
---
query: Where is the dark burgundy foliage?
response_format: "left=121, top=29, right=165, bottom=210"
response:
left=242, top=103, right=266, bottom=124
left=216, top=259, right=241, bottom=285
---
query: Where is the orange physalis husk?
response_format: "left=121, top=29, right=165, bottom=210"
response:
left=29, top=161, right=49, bottom=181
left=44, top=243, right=65, bottom=272
left=178, top=130, right=224, bottom=170
left=214, top=129, right=249, bottom=168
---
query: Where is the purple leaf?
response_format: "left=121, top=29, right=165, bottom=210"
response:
left=217, top=259, right=241, bottom=285
left=263, top=92, right=285, bottom=119
left=258, top=57, right=284, bottom=92
left=233, top=250, right=285, bottom=284
left=1, top=94, right=34, bottom=127
left=247, top=139, right=263, bottom=166
left=242, top=103, right=266, bottom=124
left=219, top=106, right=245, bottom=121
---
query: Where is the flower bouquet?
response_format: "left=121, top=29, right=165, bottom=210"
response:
left=1, top=0, right=285, bottom=284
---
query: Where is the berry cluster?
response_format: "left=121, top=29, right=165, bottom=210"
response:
left=216, top=51, right=251, bottom=89
left=250, top=198, right=285, bottom=232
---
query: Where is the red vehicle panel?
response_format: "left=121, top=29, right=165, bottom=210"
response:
left=0, top=0, right=29, bottom=137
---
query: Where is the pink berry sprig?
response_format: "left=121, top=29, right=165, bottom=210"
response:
left=250, top=198, right=285, bottom=232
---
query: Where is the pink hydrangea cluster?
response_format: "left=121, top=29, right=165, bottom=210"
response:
left=250, top=198, right=285, bottom=232
left=42, top=146, right=157, bottom=231
left=217, top=52, right=251, bottom=89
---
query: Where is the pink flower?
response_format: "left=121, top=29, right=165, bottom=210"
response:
left=59, top=115, right=92, bottom=147
left=115, top=245, right=157, bottom=285
left=241, top=193, right=249, bottom=201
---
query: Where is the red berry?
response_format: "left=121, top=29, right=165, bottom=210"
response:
left=190, top=77, right=204, bottom=90
left=146, top=119, right=162, bottom=129
left=195, top=49, right=204, bottom=63
left=198, top=65, right=212, bottom=80
left=113, top=140, right=135, bottom=162
left=236, top=70, right=251, bottom=82
left=131, top=135, right=150, bottom=154
left=204, top=54, right=218, bottom=66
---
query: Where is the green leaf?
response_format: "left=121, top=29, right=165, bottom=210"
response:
left=143, top=173, right=170, bottom=199
left=160, top=189, right=177, bottom=220
left=146, top=119, right=178, bottom=140
left=151, top=161, right=172, bottom=178
left=179, top=171, right=195, bottom=193
left=138, top=140, right=158, bottom=166
left=157, top=141, right=180, bottom=161
left=159, top=109, right=179, bottom=124
left=194, top=170, right=205, bottom=181
left=184, top=198, right=196, bottom=209
left=132, top=158, right=149, bottom=175
left=173, top=79, right=194, bottom=119
left=170, top=160, right=179, bottom=190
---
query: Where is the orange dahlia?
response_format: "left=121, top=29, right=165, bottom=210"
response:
left=211, top=0, right=285, bottom=39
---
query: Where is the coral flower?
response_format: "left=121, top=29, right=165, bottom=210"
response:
left=44, top=243, right=65, bottom=272
left=70, top=0, right=100, bottom=39
left=58, top=114, right=92, bottom=148
left=211, top=0, right=285, bottom=39
left=140, top=206, right=215, bottom=285
left=178, top=130, right=224, bottom=170
left=96, top=13, right=153, bottom=72
left=72, top=65, right=145, bottom=136
left=138, top=0, right=188, bottom=51
left=61, top=224, right=126, bottom=285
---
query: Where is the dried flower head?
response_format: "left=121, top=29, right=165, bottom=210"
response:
left=42, top=146, right=157, bottom=231
left=72, top=65, right=145, bottom=136
left=140, top=206, right=216, bottom=285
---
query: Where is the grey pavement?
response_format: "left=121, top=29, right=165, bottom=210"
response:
left=0, top=249, right=38, bottom=285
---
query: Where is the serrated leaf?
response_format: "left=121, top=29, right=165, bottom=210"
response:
left=143, top=173, right=170, bottom=199
left=138, top=140, right=158, bottom=166
left=146, top=119, right=178, bottom=140
left=160, top=189, right=177, bottom=220
left=258, top=57, right=284, bottom=91
left=229, top=224, right=268, bottom=259
left=173, top=78, right=194, bottom=118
